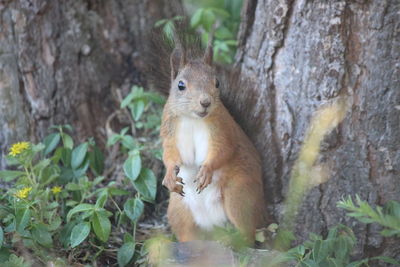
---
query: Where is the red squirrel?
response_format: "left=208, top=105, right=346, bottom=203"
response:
left=160, top=33, right=266, bottom=244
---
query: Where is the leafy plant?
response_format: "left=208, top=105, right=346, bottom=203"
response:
left=275, top=224, right=399, bottom=267
left=338, top=195, right=400, bottom=237
left=155, top=0, right=243, bottom=64
left=0, top=85, right=165, bottom=267
left=107, top=86, right=165, bottom=266
left=189, top=0, right=242, bottom=64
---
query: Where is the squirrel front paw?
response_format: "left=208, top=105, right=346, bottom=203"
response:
left=162, top=165, right=185, bottom=196
left=195, top=165, right=213, bottom=193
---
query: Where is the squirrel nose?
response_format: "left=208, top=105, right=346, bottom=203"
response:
left=200, top=99, right=211, bottom=108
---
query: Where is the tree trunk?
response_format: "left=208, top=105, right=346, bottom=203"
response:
left=0, top=0, right=183, bottom=169
left=228, top=0, right=399, bottom=260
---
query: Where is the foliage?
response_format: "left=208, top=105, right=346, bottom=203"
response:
left=0, top=87, right=165, bottom=266
left=274, top=224, right=399, bottom=267
left=155, top=0, right=243, bottom=64
left=337, top=195, right=400, bottom=237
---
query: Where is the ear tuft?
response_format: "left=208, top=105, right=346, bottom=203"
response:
left=170, top=32, right=187, bottom=80
left=203, top=28, right=216, bottom=65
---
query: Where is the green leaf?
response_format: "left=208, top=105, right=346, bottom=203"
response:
left=70, top=222, right=90, bottom=248
left=154, top=18, right=167, bottom=28
left=60, top=221, right=76, bottom=247
left=215, top=26, right=233, bottom=39
left=43, top=133, right=61, bottom=156
left=89, top=146, right=104, bottom=176
left=107, top=134, right=121, bottom=147
left=121, top=135, right=137, bottom=150
left=16, top=208, right=31, bottom=233
left=0, top=171, right=25, bottom=182
left=124, top=198, right=144, bottom=222
left=132, top=168, right=157, bottom=202
left=31, top=224, right=53, bottom=248
left=190, top=9, right=203, bottom=28
left=95, top=191, right=108, bottom=209
left=67, top=203, right=94, bottom=222
left=143, top=92, right=165, bottom=104
left=131, top=100, right=145, bottom=121
left=117, top=242, right=135, bottom=267
left=123, top=153, right=141, bottom=181
left=91, top=212, right=111, bottom=242
left=3, top=254, right=30, bottom=267
left=60, top=148, right=72, bottom=166
left=71, top=142, right=88, bottom=169
left=48, top=216, right=62, bottom=231
left=61, top=133, right=74, bottom=149
left=109, top=188, right=129, bottom=196
left=380, top=229, right=400, bottom=237
left=0, top=226, right=3, bottom=248
left=123, top=233, right=134, bottom=243
left=210, top=7, right=230, bottom=18
left=121, top=93, right=135, bottom=108
left=202, top=9, right=216, bottom=31
left=369, top=256, right=400, bottom=265
left=0, top=247, right=11, bottom=263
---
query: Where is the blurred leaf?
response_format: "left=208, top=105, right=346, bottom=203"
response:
left=0, top=226, right=3, bottom=248
left=71, top=142, right=88, bottom=169
left=89, top=146, right=104, bottom=176
left=107, top=134, right=121, bottom=147
left=70, top=222, right=90, bottom=248
left=380, top=229, right=400, bottom=237
left=121, top=135, right=137, bottom=150
left=132, top=168, right=157, bottom=202
left=67, top=203, right=94, bottom=222
left=91, top=212, right=111, bottom=242
left=61, top=133, right=74, bottom=149
left=16, top=208, right=31, bottom=234
left=202, top=9, right=216, bottom=31
left=369, top=256, right=400, bottom=265
left=210, top=7, right=230, bottom=18
left=124, top=198, right=144, bottom=222
left=131, top=100, right=145, bottom=121
left=154, top=18, right=168, bottom=28
left=123, top=152, right=142, bottom=181
left=215, top=26, right=233, bottom=39
left=60, top=221, right=76, bottom=247
left=60, top=148, right=72, bottom=166
left=0, top=171, right=25, bottom=182
left=190, top=9, right=204, bottom=28
left=117, top=242, right=135, bottom=267
left=109, top=188, right=129, bottom=196
left=31, top=224, right=52, bottom=248
left=0, top=247, right=11, bottom=263
left=43, top=133, right=61, bottom=156
left=95, top=191, right=108, bottom=209
left=123, top=233, right=134, bottom=243
left=121, top=93, right=135, bottom=108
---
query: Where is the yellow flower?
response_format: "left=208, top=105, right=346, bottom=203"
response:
left=8, top=142, right=30, bottom=157
left=14, top=187, right=32, bottom=199
left=51, top=186, right=62, bottom=194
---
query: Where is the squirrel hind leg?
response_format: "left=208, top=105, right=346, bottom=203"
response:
left=168, top=193, right=202, bottom=242
left=222, top=178, right=265, bottom=246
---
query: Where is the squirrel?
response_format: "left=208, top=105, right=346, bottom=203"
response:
left=160, top=32, right=266, bottom=245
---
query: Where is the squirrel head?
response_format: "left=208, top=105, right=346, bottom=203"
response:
left=168, top=34, right=220, bottom=119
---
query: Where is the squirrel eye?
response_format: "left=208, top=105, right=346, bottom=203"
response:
left=178, top=80, right=186, bottom=91
left=215, top=78, right=220, bottom=88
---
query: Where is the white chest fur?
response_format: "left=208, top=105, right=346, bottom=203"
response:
left=176, top=118, right=227, bottom=230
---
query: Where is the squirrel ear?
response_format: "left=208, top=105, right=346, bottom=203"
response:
left=203, top=29, right=215, bottom=65
left=170, top=47, right=186, bottom=80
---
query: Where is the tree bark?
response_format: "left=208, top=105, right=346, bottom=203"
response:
left=228, top=0, right=400, bottom=260
left=0, top=0, right=183, bottom=169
